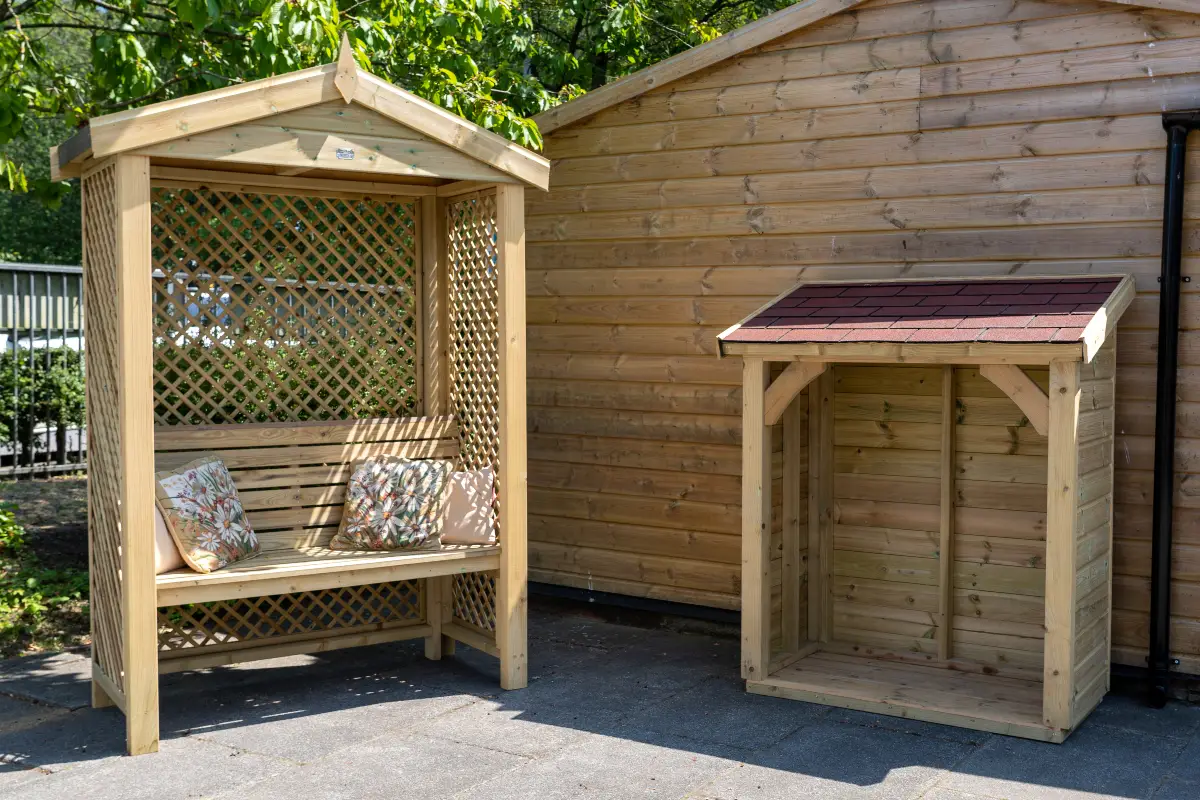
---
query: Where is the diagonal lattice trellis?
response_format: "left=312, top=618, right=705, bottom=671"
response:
left=83, top=162, right=126, bottom=691
left=158, top=580, right=423, bottom=652
left=150, top=187, right=421, bottom=426
left=446, top=192, right=501, bottom=633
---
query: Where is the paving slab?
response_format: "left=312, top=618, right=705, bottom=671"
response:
left=619, top=675, right=828, bottom=750
left=1157, top=727, right=1200, bottom=786
left=0, top=735, right=291, bottom=800
left=0, top=651, right=91, bottom=709
left=224, top=731, right=528, bottom=800
left=457, top=730, right=743, bottom=800
left=691, top=718, right=977, bottom=800
left=0, top=695, right=70, bottom=734
left=938, top=721, right=1189, bottom=800
left=1083, top=694, right=1200, bottom=741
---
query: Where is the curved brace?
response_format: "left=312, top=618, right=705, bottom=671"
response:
left=765, top=361, right=827, bottom=426
left=979, top=364, right=1050, bottom=436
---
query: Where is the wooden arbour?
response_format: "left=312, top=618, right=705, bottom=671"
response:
left=58, top=40, right=547, bottom=756
left=720, top=275, right=1134, bottom=743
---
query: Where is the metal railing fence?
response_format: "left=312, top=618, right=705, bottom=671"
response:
left=0, top=261, right=86, bottom=477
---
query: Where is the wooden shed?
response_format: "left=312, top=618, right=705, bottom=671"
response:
left=53, top=41, right=548, bottom=755
left=720, top=274, right=1132, bottom=741
left=527, top=0, right=1200, bottom=683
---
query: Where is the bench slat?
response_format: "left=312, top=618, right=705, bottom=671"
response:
left=238, top=484, right=347, bottom=513
left=154, top=415, right=458, bottom=451
left=155, top=438, right=457, bottom=472
left=156, top=544, right=501, bottom=606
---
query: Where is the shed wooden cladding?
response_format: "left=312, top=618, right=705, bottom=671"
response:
left=65, top=40, right=546, bottom=756
left=526, top=0, right=1200, bottom=677
left=719, top=274, right=1127, bottom=741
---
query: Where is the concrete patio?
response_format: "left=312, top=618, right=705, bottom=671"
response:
left=1, top=599, right=1198, bottom=800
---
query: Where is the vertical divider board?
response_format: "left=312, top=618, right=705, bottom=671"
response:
left=938, top=367, right=955, bottom=662
left=807, top=369, right=834, bottom=644
left=781, top=390, right=809, bottom=654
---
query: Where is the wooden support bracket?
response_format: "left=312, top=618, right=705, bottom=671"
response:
left=979, top=364, right=1049, bottom=436
left=765, top=361, right=827, bottom=426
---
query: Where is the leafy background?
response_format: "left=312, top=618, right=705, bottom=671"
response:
left=0, top=0, right=794, bottom=265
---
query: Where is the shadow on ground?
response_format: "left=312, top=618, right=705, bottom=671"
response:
left=1, top=597, right=1199, bottom=800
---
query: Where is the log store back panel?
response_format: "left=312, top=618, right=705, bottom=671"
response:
left=527, top=0, right=1200, bottom=670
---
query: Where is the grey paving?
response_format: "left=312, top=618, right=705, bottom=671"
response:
left=0, top=599, right=1198, bottom=800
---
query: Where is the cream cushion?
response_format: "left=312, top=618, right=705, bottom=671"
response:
left=154, top=505, right=186, bottom=574
left=441, top=467, right=496, bottom=545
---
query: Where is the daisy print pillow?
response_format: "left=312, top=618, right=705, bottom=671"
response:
left=154, top=457, right=260, bottom=573
left=330, top=457, right=451, bottom=552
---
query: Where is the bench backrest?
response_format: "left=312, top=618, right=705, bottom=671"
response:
left=154, top=416, right=460, bottom=553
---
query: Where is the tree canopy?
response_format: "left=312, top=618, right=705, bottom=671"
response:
left=0, top=0, right=791, bottom=263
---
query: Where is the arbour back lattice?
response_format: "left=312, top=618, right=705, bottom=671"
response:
left=150, top=186, right=420, bottom=426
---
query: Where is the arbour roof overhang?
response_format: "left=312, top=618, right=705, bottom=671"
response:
left=717, top=275, right=1135, bottom=366
left=52, top=37, right=550, bottom=190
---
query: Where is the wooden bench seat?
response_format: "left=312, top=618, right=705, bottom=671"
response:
left=153, top=415, right=495, bottom=606
left=156, top=544, right=500, bottom=606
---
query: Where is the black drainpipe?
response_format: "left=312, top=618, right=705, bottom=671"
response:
left=1149, top=112, right=1199, bottom=707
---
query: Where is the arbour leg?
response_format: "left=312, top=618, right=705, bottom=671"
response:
left=495, top=183, right=528, bottom=690
left=424, top=576, right=445, bottom=660
left=115, top=154, right=159, bottom=755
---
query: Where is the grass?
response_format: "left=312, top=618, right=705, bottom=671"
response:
left=0, top=476, right=89, bottom=659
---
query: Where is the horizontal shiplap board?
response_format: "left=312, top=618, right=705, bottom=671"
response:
left=547, top=114, right=1169, bottom=187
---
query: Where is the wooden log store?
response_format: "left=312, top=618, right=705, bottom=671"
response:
left=52, top=39, right=549, bottom=755
left=527, top=0, right=1200, bottom=692
left=719, top=274, right=1133, bottom=742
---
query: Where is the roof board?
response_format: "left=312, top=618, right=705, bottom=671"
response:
left=53, top=38, right=549, bottom=190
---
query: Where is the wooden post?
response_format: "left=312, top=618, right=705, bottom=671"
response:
left=115, top=155, right=158, bottom=755
left=1044, top=359, right=1081, bottom=733
left=807, top=370, right=834, bottom=643
left=741, top=357, right=772, bottom=680
left=781, top=396, right=804, bottom=654
left=495, top=183, right=528, bottom=690
left=938, top=366, right=955, bottom=661
left=419, top=193, right=453, bottom=659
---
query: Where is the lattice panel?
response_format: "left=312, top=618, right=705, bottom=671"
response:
left=150, top=187, right=420, bottom=425
left=158, top=580, right=423, bottom=652
left=452, top=572, right=497, bottom=632
left=82, top=163, right=126, bottom=691
left=446, top=192, right=500, bottom=484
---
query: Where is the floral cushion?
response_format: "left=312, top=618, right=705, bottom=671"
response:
left=330, top=457, right=451, bottom=551
left=154, top=457, right=260, bottom=573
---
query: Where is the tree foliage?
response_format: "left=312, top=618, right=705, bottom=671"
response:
left=0, top=0, right=791, bottom=262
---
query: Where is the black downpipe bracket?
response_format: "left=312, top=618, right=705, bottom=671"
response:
left=1150, top=112, right=1199, bottom=707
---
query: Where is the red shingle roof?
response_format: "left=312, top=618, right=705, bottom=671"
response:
left=720, top=277, right=1122, bottom=346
